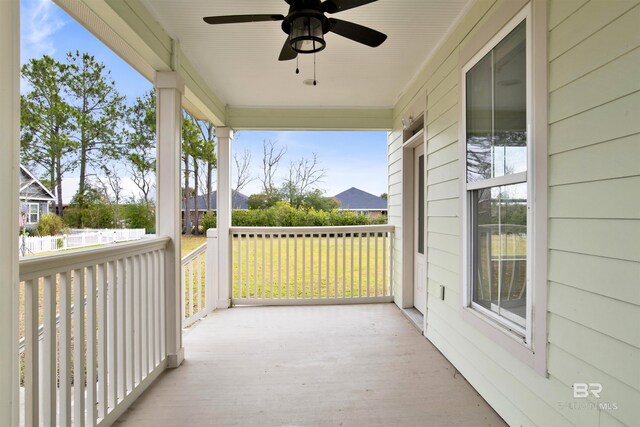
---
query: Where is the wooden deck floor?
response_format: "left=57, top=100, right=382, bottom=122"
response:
left=116, top=304, right=506, bottom=426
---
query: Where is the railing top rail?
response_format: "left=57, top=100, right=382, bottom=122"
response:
left=478, top=224, right=527, bottom=233
left=181, top=242, right=207, bottom=264
left=19, top=236, right=170, bottom=281
left=230, top=224, right=394, bottom=235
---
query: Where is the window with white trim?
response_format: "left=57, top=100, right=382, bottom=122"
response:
left=27, top=203, right=40, bottom=224
left=463, top=10, right=533, bottom=342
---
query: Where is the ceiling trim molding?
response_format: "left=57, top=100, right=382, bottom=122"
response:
left=176, top=48, right=226, bottom=125
left=106, top=0, right=227, bottom=125
left=228, top=107, right=393, bottom=131
left=393, top=0, right=495, bottom=119
left=55, top=0, right=162, bottom=80
left=56, top=0, right=227, bottom=125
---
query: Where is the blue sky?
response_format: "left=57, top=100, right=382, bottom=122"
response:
left=20, top=0, right=388, bottom=202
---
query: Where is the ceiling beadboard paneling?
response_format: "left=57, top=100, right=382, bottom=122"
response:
left=143, top=0, right=470, bottom=108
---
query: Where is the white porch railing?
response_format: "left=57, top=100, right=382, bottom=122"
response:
left=19, top=228, right=147, bottom=256
left=18, top=237, right=170, bottom=426
left=230, top=225, right=394, bottom=305
left=181, top=242, right=208, bottom=328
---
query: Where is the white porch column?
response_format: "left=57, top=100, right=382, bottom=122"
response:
left=216, top=127, right=233, bottom=308
left=155, top=72, right=184, bottom=367
left=0, top=0, right=20, bottom=423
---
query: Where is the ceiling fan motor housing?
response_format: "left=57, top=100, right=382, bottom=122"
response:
left=282, top=0, right=332, bottom=54
left=203, top=0, right=387, bottom=62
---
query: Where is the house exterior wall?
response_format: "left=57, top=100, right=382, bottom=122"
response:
left=18, top=201, right=50, bottom=227
left=388, top=0, right=640, bottom=426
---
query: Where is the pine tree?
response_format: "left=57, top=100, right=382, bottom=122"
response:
left=64, top=51, right=126, bottom=207
left=181, top=115, right=202, bottom=235
left=20, top=56, right=76, bottom=216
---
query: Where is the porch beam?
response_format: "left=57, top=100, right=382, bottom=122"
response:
left=216, top=127, right=233, bottom=308
left=55, top=0, right=226, bottom=126
left=104, top=0, right=226, bottom=125
left=0, top=0, right=20, bottom=423
left=227, top=107, right=394, bottom=130
left=155, top=71, right=185, bottom=368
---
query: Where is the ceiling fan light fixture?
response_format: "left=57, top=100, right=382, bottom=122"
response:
left=289, top=15, right=326, bottom=54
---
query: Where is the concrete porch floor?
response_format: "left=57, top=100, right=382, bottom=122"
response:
left=116, top=304, right=506, bottom=426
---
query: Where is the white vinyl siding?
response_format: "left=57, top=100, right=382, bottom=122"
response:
left=387, top=130, right=404, bottom=297
left=546, top=1, right=640, bottom=424
left=389, top=0, right=640, bottom=425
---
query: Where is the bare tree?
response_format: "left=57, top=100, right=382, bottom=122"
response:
left=260, top=140, right=286, bottom=197
left=281, top=153, right=326, bottom=206
left=234, top=149, right=255, bottom=203
left=127, top=157, right=154, bottom=206
left=94, top=164, right=124, bottom=226
left=125, top=90, right=156, bottom=208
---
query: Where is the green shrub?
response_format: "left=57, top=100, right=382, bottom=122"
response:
left=19, top=227, right=34, bottom=237
left=247, top=193, right=281, bottom=210
left=36, top=213, right=64, bottom=236
left=202, top=211, right=217, bottom=232
left=223, top=202, right=387, bottom=227
left=63, top=204, right=115, bottom=229
left=193, top=204, right=387, bottom=231
left=123, top=202, right=155, bottom=232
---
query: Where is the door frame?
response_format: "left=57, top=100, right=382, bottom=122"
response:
left=413, top=144, right=426, bottom=314
left=401, top=121, right=427, bottom=329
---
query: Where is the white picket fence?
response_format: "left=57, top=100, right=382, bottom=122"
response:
left=19, top=229, right=147, bottom=256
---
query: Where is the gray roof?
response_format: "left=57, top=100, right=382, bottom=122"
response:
left=333, top=187, right=387, bottom=211
left=19, top=165, right=55, bottom=201
left=182, top=191, right=248, bottom=211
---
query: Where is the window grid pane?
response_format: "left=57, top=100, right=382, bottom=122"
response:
left=466, top=21, right=527, bottom=184
left=29, top=204, right=39, bottom=224
left=472, top=184, right=527, bottom=329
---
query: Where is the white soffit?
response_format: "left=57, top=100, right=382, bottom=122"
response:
left=143, top=0, right=470, bottom=109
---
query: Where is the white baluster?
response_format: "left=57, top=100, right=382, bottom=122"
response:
left=24, top=279, right=39, bottom=427
left=97, top=264, right=108, bottom=419
left=73, top=268, right=86, bottom=426
left=86, top=266, right=97, bottom=426
left=59, top=271, right=71, bottom=426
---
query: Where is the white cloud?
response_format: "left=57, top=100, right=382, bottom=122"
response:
left=21, top=0, right=66, bottom=63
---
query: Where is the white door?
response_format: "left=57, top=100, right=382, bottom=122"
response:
left=414, top=146, right=427, bottom=314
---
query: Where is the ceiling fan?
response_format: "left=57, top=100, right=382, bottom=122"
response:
left=203, top=0, right=387, bottom=61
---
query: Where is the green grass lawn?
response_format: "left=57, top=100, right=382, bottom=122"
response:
left=181, top=233, right=391, bottom=313
left=232, top=234, right=389, bottom=299
left=181, top=235, right=207, bottom=257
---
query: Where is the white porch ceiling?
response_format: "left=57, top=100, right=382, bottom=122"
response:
left=142, top=0, right=470, bottom=110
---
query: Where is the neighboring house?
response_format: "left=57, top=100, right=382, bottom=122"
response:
left=181, top=190, right=249, bottom=224
left=19, top=165, right=55, bottom=228
left=333, top=187, right=387, bottom=217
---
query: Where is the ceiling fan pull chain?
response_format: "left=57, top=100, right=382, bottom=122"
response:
left=296, top=56, right=300, bottom=74
left=313, top=52, right=317, bottom=86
